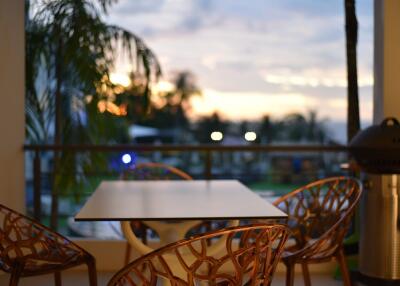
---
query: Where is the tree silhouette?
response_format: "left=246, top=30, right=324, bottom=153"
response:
left=281, top=111, right=327, bottom=143
left=133, top=71, right=201, bottom=136
left=258, top=112, right=328, bottom=144
left=195, top=112, right=228, bottom=143
left=344, top=0, right=360, bottom=142
left=26, top=0, right=161, bottom=228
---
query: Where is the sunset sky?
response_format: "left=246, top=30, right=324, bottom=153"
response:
left=106, top=0, right=373, bottom=141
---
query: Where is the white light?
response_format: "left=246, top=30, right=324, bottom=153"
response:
left=153, top=80, right=175, bottom=94
left=211, top=131, right=223, bottom=141
left=245, top=131, right=257, bottom=142
left=110, top=73, right=131, bottom=87
left=122, top=154, right=132, bottom=164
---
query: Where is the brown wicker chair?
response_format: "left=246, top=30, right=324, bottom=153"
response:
left=273, top=177, right=362, bottom=286
left=0, top=203, right=97, bottom=286
left=120, top=162, right=193, bottom=181
left=108, top=224, right=289, bottom=286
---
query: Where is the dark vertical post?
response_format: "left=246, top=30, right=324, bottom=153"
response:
left=33, top=150, right=41, bottom=221
left=345, top=0, right=360, bottom=142
left=205, top=151, right=212, bottom=180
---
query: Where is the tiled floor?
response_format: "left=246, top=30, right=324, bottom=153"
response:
left=0, top=271, right=344, bottom=286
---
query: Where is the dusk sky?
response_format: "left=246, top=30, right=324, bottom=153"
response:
left=106, top=0, right=373, bottom=141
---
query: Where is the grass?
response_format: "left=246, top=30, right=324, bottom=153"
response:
left=248, top=181, right=302, bottom=196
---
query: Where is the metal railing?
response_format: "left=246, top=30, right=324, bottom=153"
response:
left=24, top=144, right=349, bottom=229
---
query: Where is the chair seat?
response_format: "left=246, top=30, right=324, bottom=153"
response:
left=107, top=224, right=289, bottom=286
left=11, top=249, right=87, bottom=276
left=273, top=177, right=362, bottom=286
left=281, top=238, right=338, bottom=262
left=0, top=203, right=98, bottom=285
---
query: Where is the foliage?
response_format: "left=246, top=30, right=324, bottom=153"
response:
left=258, top=111, right=328, bottom=144
left=194, top=112, right=229, bottom=143
left=25, top=0, right=161, bottom=227
left=26, top=0, right=161, bottom=144
left=279, top=111, right=328, bottom=143
left=259, top=115, right=278, bottom=144
left=193, top=111, right=329, bottom=145
left=134, top=71, right=201, bottom=133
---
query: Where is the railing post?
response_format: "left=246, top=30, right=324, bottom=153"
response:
left=33, top=150, right=41, bottom=221
left=205, top=150, right=212, bottom=180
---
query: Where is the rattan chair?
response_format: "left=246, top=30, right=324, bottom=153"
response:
left=0, top=203, right=97, bottom=286
left=120, top=162, right=193, bottom=181
left=119, top=163, right=239, bottom=265
left=108, top=224, right=289, bottom=286
left=273, top=177, right=362, bottom=286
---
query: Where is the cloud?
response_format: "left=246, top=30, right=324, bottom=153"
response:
left=261, top=69, right=373, bottom=88
left=107, top=0, right=219, bottom=37
left=106, top=0, right=374, bottom=122
left=111, top=0, right=165, bottom=14
left=201, top=55, right=217, bottom=70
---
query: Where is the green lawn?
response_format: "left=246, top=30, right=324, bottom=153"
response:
left=248, top=181, right=301, bottom=196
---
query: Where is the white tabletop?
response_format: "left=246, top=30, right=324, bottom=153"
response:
left=75, top=180, right=287, bottom=221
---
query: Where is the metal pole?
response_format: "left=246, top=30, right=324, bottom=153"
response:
left=205, top=151, right=212, bottom=180
left=33, top=151, right=41, bottom=221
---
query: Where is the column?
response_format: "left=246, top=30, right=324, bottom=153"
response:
left=373, top=0, right=400, bottom=122
left=358, top=0, right=400, bottom=280
left=0, top=1, right=25, bottom=211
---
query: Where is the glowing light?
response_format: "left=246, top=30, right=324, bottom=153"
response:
left=97, top=100, right=127, bottom=116
left=211, top=131, right=223, bottom=141
left=153, top=80, right=175, bottom=94
left=245, top=131, right=257, bottom=142
left=85, top=95, right=93, bottom=103
left=97, top=100, right=106, bottom=113
left=122, top=154, right=132, bottom=164
left=110, top=73, right=131, bottom=87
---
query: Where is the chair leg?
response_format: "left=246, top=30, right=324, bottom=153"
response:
left=301, top=263, right=311, bottom=286
left=140, top=224, right=148, bottom=245
left=336, top=248, right=352, bottom=286
left=86, top=257, right=98, bottom=286
left=54, top=271, right=62, bottom=286
left=9, top=262, right=24, bottom=286
left=124, top=243, right=132, bottom=265
left=285, top=262, right=295, bottom=286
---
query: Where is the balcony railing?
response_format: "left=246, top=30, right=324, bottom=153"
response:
left=24, top=144, right=350, bottom=235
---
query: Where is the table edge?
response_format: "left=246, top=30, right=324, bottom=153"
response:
left=74, top=215, right=288, bottom=221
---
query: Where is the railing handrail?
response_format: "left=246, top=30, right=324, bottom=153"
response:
left=23, top=144, right=348, bottom=152
left=24, top=143, right=350, bottom=223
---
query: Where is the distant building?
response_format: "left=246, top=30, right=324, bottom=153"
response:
left=128, top=124, right=175, bottom=144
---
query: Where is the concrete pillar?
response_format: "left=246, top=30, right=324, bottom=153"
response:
left=0, top=1, right=25, bottom=211
left=373, top=0, right=400, bottom=122
left=358, top=0, right=400, bottom=280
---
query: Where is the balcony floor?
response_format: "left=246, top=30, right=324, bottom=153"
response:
left=0, top=270, right=344, bottom=286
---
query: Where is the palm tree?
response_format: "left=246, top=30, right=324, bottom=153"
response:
left=344, top=0, right=360, bottom=142
left=344, top=0, right=361, bottom=256
left=26, top=0, right=161, bottom=228
left=278, top=111, right=328, bottom=143
left=133, top=71, right=201, bottom=134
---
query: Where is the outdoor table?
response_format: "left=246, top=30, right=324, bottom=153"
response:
left=75, top=180, right=287, bottom=255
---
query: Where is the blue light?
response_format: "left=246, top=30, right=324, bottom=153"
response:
left=122, top=154, right=132, bottom=164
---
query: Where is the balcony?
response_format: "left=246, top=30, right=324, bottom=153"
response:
left=23, top=144, right=349, bottom=236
